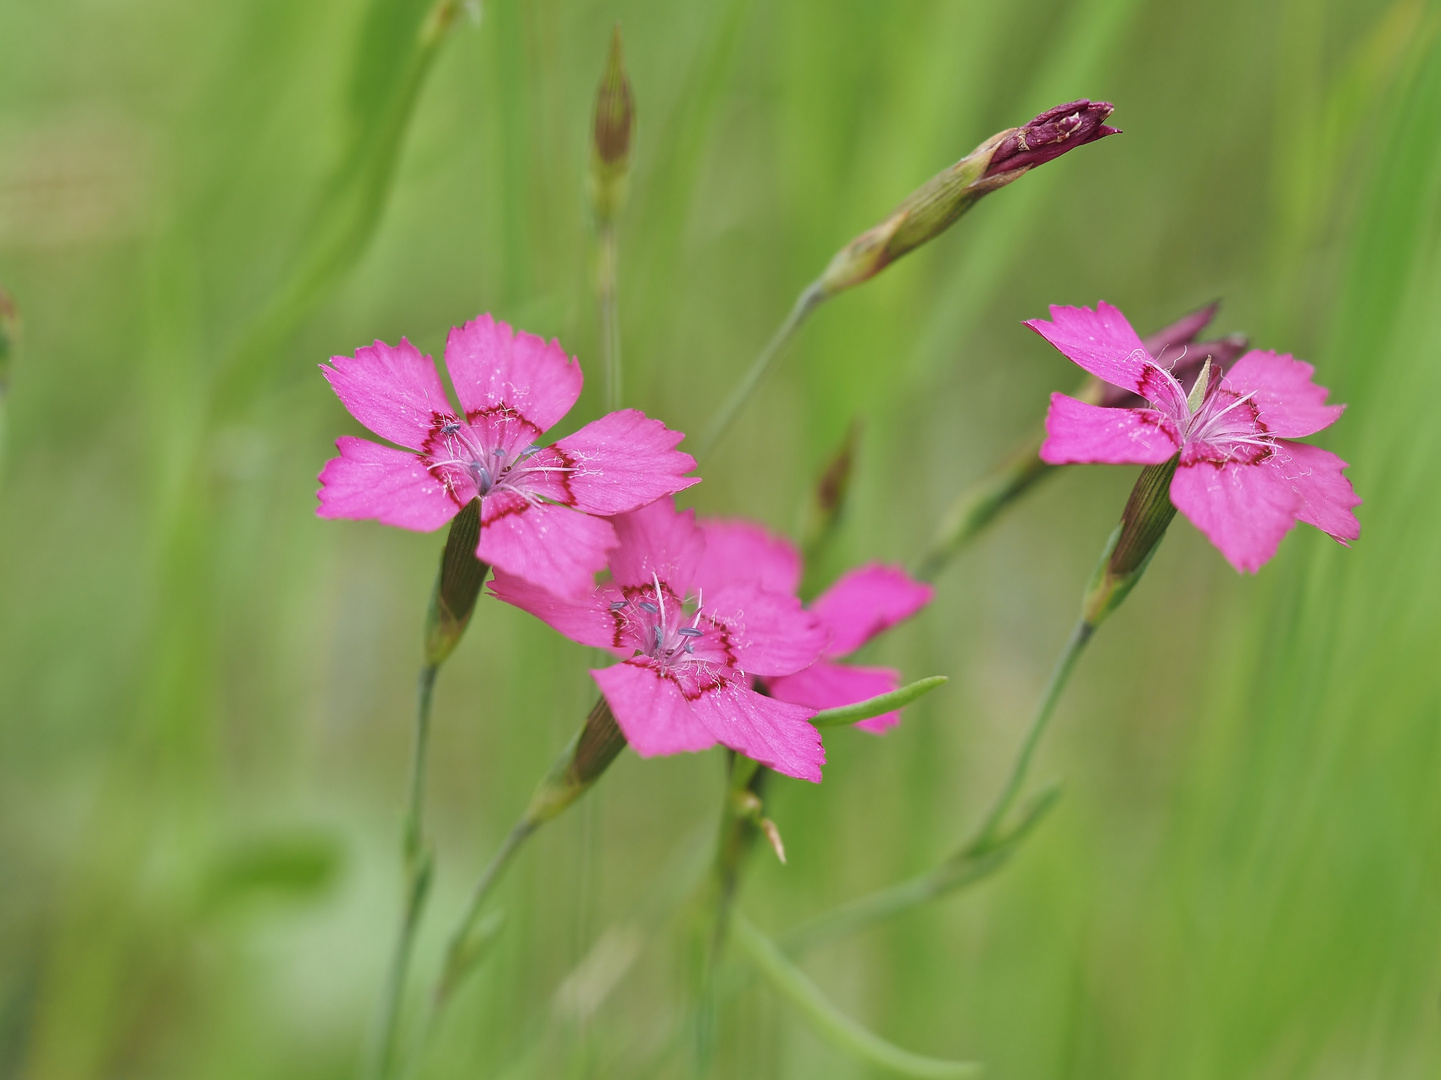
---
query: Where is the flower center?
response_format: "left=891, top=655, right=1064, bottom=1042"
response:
left=1174, top=369, right=1278, bottom=464
left=610, top=575, right=723, bottom=670
left=426, top=418, right=548, bottom=498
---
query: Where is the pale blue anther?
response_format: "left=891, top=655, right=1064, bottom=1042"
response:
left=677, top=627, right=703, bottom=638
left=638, top=601, right=659, bottom=614
left=609, top=601, right=627, bottom=611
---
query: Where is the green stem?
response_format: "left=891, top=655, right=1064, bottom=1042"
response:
left=693, top=754, right=764, bottom=1076
left=775, top=461, right=1181, bottom=954
left=972, top=617, right=1093, bottom=846
left=368, top=663, right=440, bottom=1080
left=404, top=665, right=438, bottom=861
left=913, top=431, right=1052, bottom=581
left=436, top=819, right=537, bottom=1004
left=698, top=283, right=825, bottom=463
left=598, top=222, right=622, bottom=410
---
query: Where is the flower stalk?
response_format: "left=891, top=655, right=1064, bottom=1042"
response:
left=369, top=499, right=486, bottom=1080
left=784, top=456, right=1180, bottom=953
left=699, top=101, right=1117, bottom=459
left=435, top=697, right=627, bottom=1005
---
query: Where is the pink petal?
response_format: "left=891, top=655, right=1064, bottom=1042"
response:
left=477, top=494, right=617, bottom=598
left=488, top=571, right=627, bottom=654
left=705, top=583, right=829, bottom=677
left=321, top=339, right=452, bottom=451
left=592, top=661, right=716, bottom=756
left=686, top=681, right=825, bottom=782
left=1268, top=441, right=1361, bottom=545
left=317, top=436, right=460, bottom=530
left=694, top=519, right=803, bottom=596
left=443, top=315, right=582, bottom=434
left=1170, top=457, right=1303, bottom=573
left=1025, top=302, right=1154, bottom=395
left=1040, top=393, right=1182, bottom=466
left=1222, top=350, right=1346, bottom=438
left=809, top=563, right=935, bottom=657
left=607, top=499, right=705, bottom=592
left=767, top=660, right=903, bottom=734
left=552, top=409, right=700, bottom=514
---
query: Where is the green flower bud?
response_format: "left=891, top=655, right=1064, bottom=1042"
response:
left=817, top=100, right=1117, bottom=297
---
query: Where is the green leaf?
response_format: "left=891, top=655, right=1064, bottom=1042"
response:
left=733, top=913, right=980, bottom=1078
left=810, top=676, right=948, bottom=728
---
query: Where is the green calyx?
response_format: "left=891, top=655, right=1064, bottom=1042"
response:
left=423, top=499, right=487, bottom=666
left=1082, top=455, right=1179, bottom=627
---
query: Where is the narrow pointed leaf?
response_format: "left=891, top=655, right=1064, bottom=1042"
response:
left=809, top=676, right=948, bottom=728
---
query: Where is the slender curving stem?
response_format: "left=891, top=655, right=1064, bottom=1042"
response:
left=368, top=662, right=440, bottom=1080
left=972, top=617, right=1093, bottom=846
left=698, top=283, right=825, bottom=463
left=436, top=819, right=537, bottom=1003
left=598, top=221, right=622, bottom=410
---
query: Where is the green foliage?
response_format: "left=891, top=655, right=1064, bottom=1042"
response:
left=1, top=1, right=1438, bottom=1078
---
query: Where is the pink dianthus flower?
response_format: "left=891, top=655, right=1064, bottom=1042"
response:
left=317, top=314, right=698, bottom=598
left=488, top=499, right=831, bottom=782
left=694, top=520, right=934, bottom=733
left=1030, top=302, right=1361, bottom=573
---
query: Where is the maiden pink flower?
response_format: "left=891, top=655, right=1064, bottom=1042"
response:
left=1029, top=302, right=1361, bottom=573
left=317, top=314, right=698, bottom=597
left=696, top=520, right=934, bottom=733
left=488, top=499, right=831, bottom=782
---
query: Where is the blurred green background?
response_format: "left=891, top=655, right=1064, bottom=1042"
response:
left=3, top=0, right=1440, bottom=1076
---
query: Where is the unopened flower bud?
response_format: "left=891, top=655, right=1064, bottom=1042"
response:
left=523, top=697, right=627, bottom=826
left=1082, top=456, right=1179, bottom=627
left=589, top=24, right=635, bottom=225
left=983, top=99, right=1120, bottom=177
left=817, top=100, right=1117, bottom=297
left=423, top=498, right=487, bottom=665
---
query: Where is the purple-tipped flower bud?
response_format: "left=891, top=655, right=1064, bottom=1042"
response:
left=817, top=100, right=1119, bottom=297
left=589, top=25, right=635, bottom=224
left=983, top=99, right=1119, bottom=177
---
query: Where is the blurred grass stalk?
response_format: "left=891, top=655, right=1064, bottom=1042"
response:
left=24, top=2, right=470, bottom=1076
left=697, top=99, right=1118, bottom=461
